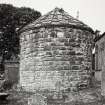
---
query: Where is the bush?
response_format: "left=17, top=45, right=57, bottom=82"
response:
left=0, top=79, right=14, bottom=91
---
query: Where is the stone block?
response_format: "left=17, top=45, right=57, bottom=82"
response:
left=20, top=26, right=93, bottom=91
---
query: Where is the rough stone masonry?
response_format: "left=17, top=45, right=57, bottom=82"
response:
left=19, top=7, right=94, bottom=92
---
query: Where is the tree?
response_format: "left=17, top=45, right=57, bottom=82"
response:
left=0, top=4, right=41, bottom=72
left=15, top=7, right=41, bottom=27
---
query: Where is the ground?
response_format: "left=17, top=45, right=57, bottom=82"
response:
left=0, top=81, right=104, bottom=105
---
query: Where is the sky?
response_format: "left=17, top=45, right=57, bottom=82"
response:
left=0, top=0, right=105, bottom=33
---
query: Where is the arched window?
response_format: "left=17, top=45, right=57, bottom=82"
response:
left=95, top=45, right=98, bottom=54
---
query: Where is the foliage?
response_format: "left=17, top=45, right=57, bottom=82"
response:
left=0, top=4, right=41, bottom=71
left=0, top=79, right=14, bottom=91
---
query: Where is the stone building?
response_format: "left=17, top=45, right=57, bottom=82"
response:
left=5, top=59, right=19, bottom=83
left=0, top=55, right=19, bottom=89
left=19, top=8, right=94, bottom=92
left=94, top=32, right=105, bottom=96
left=0, top=55, right=19, bottom=83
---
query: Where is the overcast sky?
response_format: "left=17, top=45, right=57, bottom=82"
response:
left=0, top=0, right=105, bottom=33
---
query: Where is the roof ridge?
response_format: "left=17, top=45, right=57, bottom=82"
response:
left=21, top=7, right=93, bottom=32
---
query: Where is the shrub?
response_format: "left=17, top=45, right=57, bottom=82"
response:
left=0, top=79, right=14, bottom=91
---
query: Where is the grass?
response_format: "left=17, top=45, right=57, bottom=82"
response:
left=0, top=81, right=104, bottom=105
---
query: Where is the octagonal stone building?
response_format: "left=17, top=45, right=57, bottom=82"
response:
left=19, top=8, right=94, bottom=91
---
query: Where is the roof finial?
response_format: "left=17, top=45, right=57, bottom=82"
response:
left=59, top=8, right=64, bottom=13
left=76, top=11, right=79, bottom=19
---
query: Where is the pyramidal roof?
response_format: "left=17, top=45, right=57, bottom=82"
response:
left=22, top=7, right=93, bottom=32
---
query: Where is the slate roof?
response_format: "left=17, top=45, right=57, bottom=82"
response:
left=21, top=7, right=93, bottom=32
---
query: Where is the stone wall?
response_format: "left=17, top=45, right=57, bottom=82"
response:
left=95, top=71, right=101, bottom=81
left=20, top=27, right=93, bottom=91
left=95, top=35, right=105, bottom=95
left=5, top=61, right=19, bottom=83
left=95, top=35, right=105, bottom=71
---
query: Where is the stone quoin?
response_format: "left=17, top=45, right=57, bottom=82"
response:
left=19, top=7, right=94, bottom=92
